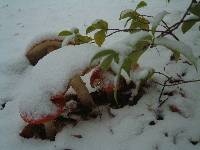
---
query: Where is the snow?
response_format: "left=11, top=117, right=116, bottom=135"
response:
left=130, top=66, right=154, bottom=81
left=109, top=31, right=151, bottom=56
left=61, top=34, right=76, bottom=47
left=1, top=0, right=200, bottom=150
left=154, top=37, right=198, bottom=68
left=151, top=11, right=169, bottom=33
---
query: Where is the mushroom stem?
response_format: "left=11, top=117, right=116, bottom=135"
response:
left=69, top=74, right=95, bottom=108
left=44, top=121, right=57, bottom=140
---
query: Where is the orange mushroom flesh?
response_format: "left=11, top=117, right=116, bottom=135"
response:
left=50, top=92, right=66, bottom=107
left=90, top=67, right=116, bottom=93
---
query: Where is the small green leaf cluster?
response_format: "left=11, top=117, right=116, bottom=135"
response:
left=119, top=1, right=149, bottom=32
left=59, top=28, right=92, bottom=45
left=59, top=0, right=198, bottom=86
left=86, top=19, right=108, bottom=47
left=58, top=0, right=199, bottom=105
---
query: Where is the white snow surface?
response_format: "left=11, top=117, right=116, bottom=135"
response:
left=1, top=0, right=200, bottom=150
left=154, top=37, right=198, bottom=68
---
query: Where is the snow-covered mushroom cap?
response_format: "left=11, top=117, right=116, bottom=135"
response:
left=16, top=44, right=101, bottom=124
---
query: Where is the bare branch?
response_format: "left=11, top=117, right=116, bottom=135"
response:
left=159, top=0, right=195, bottom=38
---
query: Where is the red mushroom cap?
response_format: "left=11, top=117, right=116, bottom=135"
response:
left=20, top=107, right=64, bottom=125
left=20, top=92, right=66, bottom=125
left=90, top=67, right=104, bottom=88
left=102, top=83, right=115, bottom=93
left=50, top=92, right=66, bottom=107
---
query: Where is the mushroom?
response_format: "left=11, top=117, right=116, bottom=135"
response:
left=19, top=92, right=66, bottom=140
left=90, top=67, right=116, bottom=93
left=26, top=37, right=63, bottom=65
left=69, top=74, right=95, bottom=108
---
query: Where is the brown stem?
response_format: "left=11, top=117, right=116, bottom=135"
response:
left=106, top=28, right=164, bottom=38
left=69, top=74, right=95, bottom=108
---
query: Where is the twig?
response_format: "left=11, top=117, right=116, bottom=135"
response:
left=154, top=78, right=169, bottom=120
left=158, top=79, right=169, bottom=104
left=153, top=79, right=200, bottom=86
left=159, top=0, right=195, bottom=38
left=161, top=20, right=180, bottom=41
left=154, top=71, right=172, bottom=80
left=106, top=28, right=164, bottom=38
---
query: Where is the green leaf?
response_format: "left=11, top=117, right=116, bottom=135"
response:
left=75, top=34, right=92, bottom=44
left=181, top=20, right=197, bottom=34
left=127, top=34, right=152, bottom=50
left=95, top=20, right=108, bottom=30
left=135, top=1, right=147, bottom=11
left=90, top=49, right=117, bottom=64
left=58, top=30, right=73, bottom=36
left=154, top=37, right=198, bottom=69
left=190, top=3, right=200, bottom=17
left=94, top=30, right=106, bottom=47
left=86, top=19, right=108, bottom=34
left=128, top=12, right=149, bottom=32
left=122, top=50, right=146, bottom=75
left=129, top=20, right=141, bottom=33
left=100, top=55, right=114, bottom=71
left=72, top=28, right=79, bottom=34
left=145, top=68, right=155, bottom=80
left=121, top=34, right=152, bottom=74
left=134, top=35, right=152, bottom=50
left=152, top=11, right=169, bottom=35
left=113, top=53, right=119, bottom=64
left=86, top=26, right=96, bottom=34
left=172, top=51, right=180, bottom=62
left=130, top=18, right=149, bottom=32
left=119, top=10, right=149, bottom=31
left=119, top=9, right=135, bottom=20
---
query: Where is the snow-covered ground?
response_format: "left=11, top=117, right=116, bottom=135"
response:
left=0, top=0, right=200, bottom=150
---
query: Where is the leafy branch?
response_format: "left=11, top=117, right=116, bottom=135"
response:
left=59, top=0, right=199, bottom=105
left=160, top=0, right=193, bottom=37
